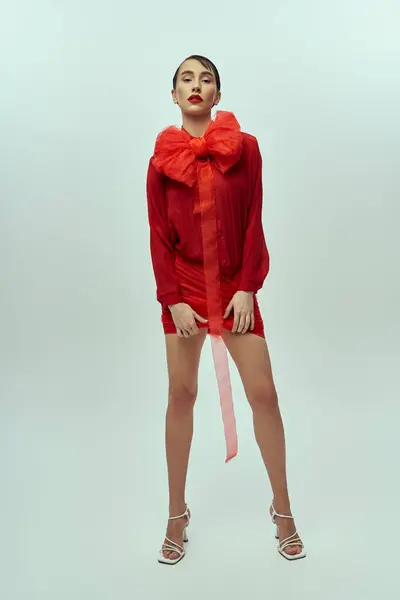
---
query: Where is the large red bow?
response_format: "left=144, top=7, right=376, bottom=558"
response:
left=151, top=110, right=242, bottom=187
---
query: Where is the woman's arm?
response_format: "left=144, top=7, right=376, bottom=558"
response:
left=238, top=138, right=270, bottom=293
left=146, top=159, right=183, bottom=309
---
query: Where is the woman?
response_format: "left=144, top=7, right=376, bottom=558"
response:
left=146, top=55, right=306, bottom=564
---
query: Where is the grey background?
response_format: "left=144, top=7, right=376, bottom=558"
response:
left=1, top=0, right=399, bottom=598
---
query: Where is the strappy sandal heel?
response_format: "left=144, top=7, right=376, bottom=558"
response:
left=158, top=505, right=190, bottom=565
left=270, top=502, right=306, bottom=561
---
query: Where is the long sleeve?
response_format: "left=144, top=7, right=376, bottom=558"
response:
left=239, top=138, right=270, bottom=293
left=146, top=159, right=183, bottom=309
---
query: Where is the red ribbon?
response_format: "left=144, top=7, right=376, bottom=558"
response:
left=197, top=159, right=238, bottom=463
left=152, top=111, right=243, bottom=462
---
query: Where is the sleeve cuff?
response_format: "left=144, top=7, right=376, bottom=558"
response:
left=238, top=281, right=259, bottom=294
left=159, top=291, right=183, bottom=310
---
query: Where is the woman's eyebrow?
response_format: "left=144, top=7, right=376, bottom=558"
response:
left=180, top=70, right=214, bottom=78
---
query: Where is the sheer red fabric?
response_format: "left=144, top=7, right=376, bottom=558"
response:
left=152, top=111, right=243, bottom=189
left=149, top=111, right=267, bottom=463
left=161, top=257, right=266, bottom=338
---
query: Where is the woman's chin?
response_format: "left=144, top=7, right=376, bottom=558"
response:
left=181, top=103, right=212, bottom=116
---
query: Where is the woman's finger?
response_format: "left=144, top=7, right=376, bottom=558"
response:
left=231, top=309, right=240, bottom=333
left=188, top=320, right=199, bottom=336
left=242, top=314, right=251, bottom=334
left=250, top=312, right=255, bottom=331
left=180, top=325, right=190, bottom=338
left=239, top=311, right=247, bottom=333
left=238, top=312, right=247, bottom=333
left=234, top=311, right=242, bottom=333
left=224, top=300, right=233, bottom=319
left=193, top=311, right=208, bottom=323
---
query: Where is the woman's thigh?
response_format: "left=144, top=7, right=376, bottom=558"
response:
left=221, top=329, right=277, bottom=403
left=164, top=330, right=208, bottom=401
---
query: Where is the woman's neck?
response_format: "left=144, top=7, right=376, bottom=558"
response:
left=181, top=112, right=213, bottom=138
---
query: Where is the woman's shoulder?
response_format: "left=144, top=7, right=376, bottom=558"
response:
left=240, top=131, right=260, bottom=150
left=239, top=131, right=261, bottom=165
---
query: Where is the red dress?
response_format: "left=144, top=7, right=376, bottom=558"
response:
left=146, top=111, right=270, bottom=462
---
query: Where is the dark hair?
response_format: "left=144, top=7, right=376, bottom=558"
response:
left=172, top=55, right=221, bottom=92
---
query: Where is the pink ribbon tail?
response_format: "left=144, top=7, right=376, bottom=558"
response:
left=211, top=334, right=238, bottom=463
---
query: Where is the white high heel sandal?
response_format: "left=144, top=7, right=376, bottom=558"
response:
left=270, top=502, right=307, bottom=560
left=158, top=505, right=190, bottom=565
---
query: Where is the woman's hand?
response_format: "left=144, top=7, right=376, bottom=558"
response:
left=223, top=291, right=254, bottom=334
left=169, top=303, right=208, bottom=338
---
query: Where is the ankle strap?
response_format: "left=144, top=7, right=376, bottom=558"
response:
left=168, top=505, right=189, bottom=520
left=271, top=503, right=294, bottom=520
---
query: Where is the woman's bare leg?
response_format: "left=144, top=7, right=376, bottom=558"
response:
left=221, top=329, right=303, bottom=555
left=162, top=329, right=207, bottom=560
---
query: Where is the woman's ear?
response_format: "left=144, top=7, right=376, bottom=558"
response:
left=213, top=91, right=221, bottom=107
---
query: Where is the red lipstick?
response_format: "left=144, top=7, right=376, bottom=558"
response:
left=188, top=94, right=203, bottom=103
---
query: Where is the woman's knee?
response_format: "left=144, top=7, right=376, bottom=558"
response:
left=246, top=378, right=278, bottom=412
left=168, top=381, right=198, bottom=410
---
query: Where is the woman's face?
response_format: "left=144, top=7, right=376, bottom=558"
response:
left=172, top=59, right=221, bottom=114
